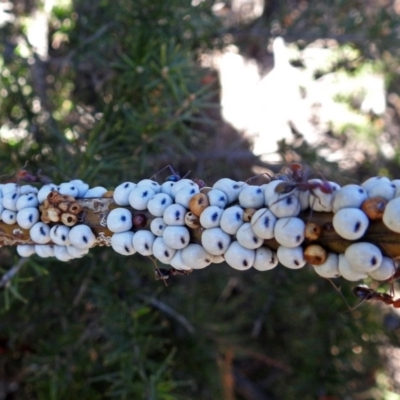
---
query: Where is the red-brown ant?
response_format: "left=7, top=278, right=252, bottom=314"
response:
left=273, top=163, right=333, bottom=195
left=352, top=285, right=400, bottom=308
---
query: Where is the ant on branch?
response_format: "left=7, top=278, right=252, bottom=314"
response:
left=273, top=163, right=333, bottom=195
left=352, top=285, right=400, bottom=308
left=0, top=162, right=52, bottom=184
left=154, top=267, right=193, bottom=286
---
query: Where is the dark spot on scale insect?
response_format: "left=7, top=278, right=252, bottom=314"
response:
left=161, top=198, right=167, bottom=205
left=233, top=184, right=240, bottom=189
left=62, top=235, right=66, bottom=241
left=180, top=237, right=186, bottom=244
left=83, top=236, right=88, bottom=244
left=124, top=183, right=130, bottom=188
left=12, top=193, right=17, bottom=199
left=296, top=235, right=301, bottom=242
left=174, top=211, right=181, bottom=220
left=285, top=196, right=293, bottom=205
left=205, top=258, right=211, bottom=263
left=124, top=246, right=130, bottom=253
left=243, top=259, right=248, bottom=267
left=235, top=212, right=241, bottom=221
left=142, top=190, right=149, bottom=197
left=270, top=256, right=276, bottom=264
left=190, top=189, right=196, bottom=195
left=358, top=189, right=364, bottom=194
left=371, top=256, right=378, bottom=266
left=211, top=212, right=219, bottom=221
left=217, top=241, right=224, bottom=250
left=263, top=217, right=270, bottom=227
left=354, top=222, right=361, bottom=232
left=219, top=196, right=225, bottom=202
left=164, top=250, right=170, bottom=257
left=256, top=188, right=262, bottom=194
left=28, top=196, right=33, bottom=201
left=121, top=215, right=127, bottom=222
left=29, top=214, right=33, bottom=222
left=294, top=260, right=300, bottom=266
left=252, top=236, right=258, bottom=243
left=40, top=227, right=46, bottom=235
left=145, top=243, right=150, bottom=250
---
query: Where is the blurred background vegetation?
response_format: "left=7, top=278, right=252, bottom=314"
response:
left=1, top=0, right=400, bottom=399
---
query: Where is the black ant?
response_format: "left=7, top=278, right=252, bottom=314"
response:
left=154, top=267, right=193, bottom=286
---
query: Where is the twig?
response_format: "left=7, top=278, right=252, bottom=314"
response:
left=138, top=295, right=195, bottom=334
left=0, top=258, right=29, bottom=288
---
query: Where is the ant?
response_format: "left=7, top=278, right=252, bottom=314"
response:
left=0, top=162, right=52, bottom=184
left=273, top=163, right=333, bottom=195
left=154, top=267, right=193, bottom=286
left=352, top=285, right=400, bottom=308
left=150, top=165, right=191, bottom=183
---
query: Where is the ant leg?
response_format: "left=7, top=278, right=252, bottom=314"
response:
left=150, top=165, right=178, bottom=181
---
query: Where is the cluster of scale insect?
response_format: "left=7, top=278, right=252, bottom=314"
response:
left=6, top=165, right=400, bottom=290
left=13, top=180, right=107, bottom=261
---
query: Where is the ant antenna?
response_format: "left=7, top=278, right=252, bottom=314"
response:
left=149, top=256, right=168, bottom=287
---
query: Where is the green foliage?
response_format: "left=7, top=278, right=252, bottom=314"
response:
left=1, top=0, right=400, bottom=399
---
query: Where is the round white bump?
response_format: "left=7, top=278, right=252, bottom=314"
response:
left=163, top=204, right=187, bottom=225
left=152, top=237, right=176, bottom=263
left=132, top=230, right=156, bottom=256
left=16, top=244, right=36, bottom=257
left=147, top=193, right=173, bottom=217
left=106, top=208, right=132, bottom=233
left=362, top=176, right=391, bottom=191
left=201, top=227, right=231, bottom=255
left=277, top=246, right=306, bottom=269
left=338, top=254, right=368, bottom=281
left=37, top=184, right=58, bottom=203
left=312, top=253, right=340, bottom=278
left=224, top=241, right=255, bottom=270
left=368, top=256, right=395, bottom=281
left=344, top=242, right=382, bottom=273
left=251, top=208, right=276, bottom=239
left=50, top=225, right=71, bottom=246
left=19, top=185, right=38, bottom=195
left=162, top=226, right=190, bottom=250
left=171, top=179, right=199, bottom=197
left=83, top=186, right=107, bottom=198
left=238, top=185, right=264, bottom=209
left=30, top=222, right=51, bottom=244
left=113, top=182, right=136, bottom=205
left=129, top=186, right=155, bottom=210
left=137, top=179, right=161, bottom=193
left=212, top=178, right=243, bottom=203
left=366, top=180, right=396, bottom=201
left=160, top=181, right=175, bottom=198
left=35, top=244, right=54, bottom=257
left=236, top=222, right=263, bottom=249
left=170, top=250, right=192, bottom=270
left=269, top=193, right=300, bottom=218
left=59, top=182, right=79, bottom=197
left=2, top=183, right=18, bottom=195
left=54, top=245, right=73, bottom=262
left=309, top=180, right=339, bottom=212
left=332, top=208, right=369, bottom=240
left=2, top=210, right=17, bottom=224
left=207, top=189, right=228, bottom=208
left=181, top=243, right=213, bottom=269
left=332, top=184, right=368, bottom=212
left=274, top=217, right=305, bottom=248
left=220, top=206, right=244, bottom=235
left=199, top=206, right=223, bottom=228
left=3, top=190, right=19, bottom=211
left=16, top=193, right=38, bottom=211
left=69, top=180, right=89, bottom=197
left=66, top=245, right=89, bottom=258
left=69, top=224, right=96, bottom=249
left=111, top=231, right=136, bottom=256
left=150, top=217, right=167, bottom=236
left=16, top=207, right=39, bottom=229
left=253, top=247, right=278, bottom=271
left=383, top=197, right=400, bottom=233
left=175, top=186, right=200, bottom=209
